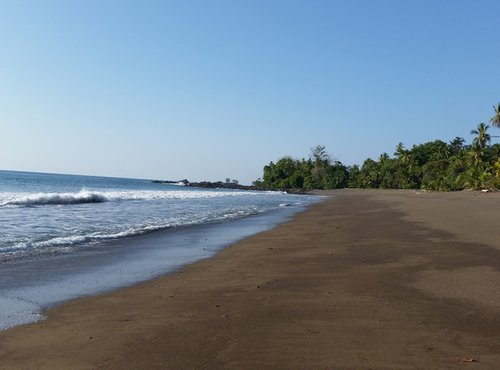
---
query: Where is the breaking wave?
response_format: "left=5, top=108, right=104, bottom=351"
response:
left=0, top=189, right=282, bottom=208
left=0, top=191, right=109, bottom=207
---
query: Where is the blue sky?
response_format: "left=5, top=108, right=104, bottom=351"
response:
left=1, top=0, right=499, bottom=184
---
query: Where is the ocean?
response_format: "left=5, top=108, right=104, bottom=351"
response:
left=0, top=170, right=319, bottom=330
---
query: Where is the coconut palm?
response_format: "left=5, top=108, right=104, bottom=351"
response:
left=394, top=142, right=407, bottom=159
left=471, top=123, right=491, bottom=149
left=449, top=137, right=465, bottom=155
left=490, top=102, right=500, bottom=128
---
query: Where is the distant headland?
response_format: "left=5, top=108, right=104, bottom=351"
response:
left=151, top=179, right=256, bottom=191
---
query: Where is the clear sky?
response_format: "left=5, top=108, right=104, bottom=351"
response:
left=1, top=0, right=499, bottom=184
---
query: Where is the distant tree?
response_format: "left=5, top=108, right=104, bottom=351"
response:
left=309, top=145, right=332, bottom=187
left=252, top=178, right=266, bottom=190
left=231, top=179, right=239, bottom=185
left=495, top=159, right=500, bottom=186
left=225, top=178, right=231, bottom=183
left=490, top=102, right=500, bottom=128
left=347, top=165, right=361, bottom=188
left=263, top=157, right=304, bottom=190
left=310, top=145, right=330, bottom=164
left=322, top=161, right=348, bottom=189
left=394, top=142, right=407, bottom=160
left=359, top=158, right=381, bottom=188
left=258, top=106, right=500, bottom=192
left=471, top=123, right=491, bottom=149
left=449, top=137, right=465, bottom=155
left=411, top=140, right=448, bottom=166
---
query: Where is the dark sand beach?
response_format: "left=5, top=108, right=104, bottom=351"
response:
left=1, top=189, right=500, bottom=369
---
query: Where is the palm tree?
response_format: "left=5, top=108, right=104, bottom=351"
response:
left=449, top=137, right=465, bottom=155
left=379, top=152, right=390, bottom=162
left=394, top=142, right=406, bottom=159
left=467, top=144, right=485, bottom=167
left=394, top=142, right=413, bottom=165
left=471, top=123, right=491, bottom=149
left=491, top=102, right=500, bottom=128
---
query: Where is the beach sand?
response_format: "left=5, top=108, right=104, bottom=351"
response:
left=1, top=189, right=500, bottom=369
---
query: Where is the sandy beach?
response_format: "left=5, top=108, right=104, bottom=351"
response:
left=1, top=189, right=500, bottom=369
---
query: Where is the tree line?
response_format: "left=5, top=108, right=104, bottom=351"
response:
left=255, top=103, right=500, bottom=191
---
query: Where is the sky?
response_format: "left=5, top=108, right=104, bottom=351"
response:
left=1, top=0, right=499, bottom=184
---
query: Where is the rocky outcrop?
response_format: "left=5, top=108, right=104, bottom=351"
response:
left=151, top=179, right=256, bottom=190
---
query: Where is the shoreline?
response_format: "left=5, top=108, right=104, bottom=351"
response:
left=1, top=189, right=500, bottom=368
left=0, top=200, right=315, bottom=331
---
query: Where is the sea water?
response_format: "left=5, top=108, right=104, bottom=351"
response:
left=0, top=170, right=318, bottom=330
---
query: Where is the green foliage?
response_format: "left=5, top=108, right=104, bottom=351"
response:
left=491, top=103, right=500, bottom=128
left=261, top=151, right=348, bottom=191
left=258, top=103, right=500, bottom=191
left=352, top=132, right=499, bottom=191
left=471, top=123, right=491, bottom=149
left=347, top=165, right=361, bottom=188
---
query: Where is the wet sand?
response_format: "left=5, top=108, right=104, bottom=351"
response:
left=1, top=189, right=500, bottom=369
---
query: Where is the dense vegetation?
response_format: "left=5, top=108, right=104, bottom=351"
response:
left=256, top=103, right=500, bottom=192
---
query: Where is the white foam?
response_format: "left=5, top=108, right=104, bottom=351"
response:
left=0, top=204, right=305, bottom=332
left=0, top=206, right=261, bottom=259
left=0, top=296, right=44, bottom=331
left=0, top=189, right=282, bottom=208
left=0, top=190, right=108, bottom=207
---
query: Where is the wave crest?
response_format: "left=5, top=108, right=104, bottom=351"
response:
left=0, top=188, right=285, bottom=208
left=0, top=191, right=108, bottom=207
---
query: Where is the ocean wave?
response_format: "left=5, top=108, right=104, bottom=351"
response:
left=0, top=188, right=284, bottom=208
left=0, top=206, right=262, bottom=259
left=0, top=191, right=108, bottom=207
